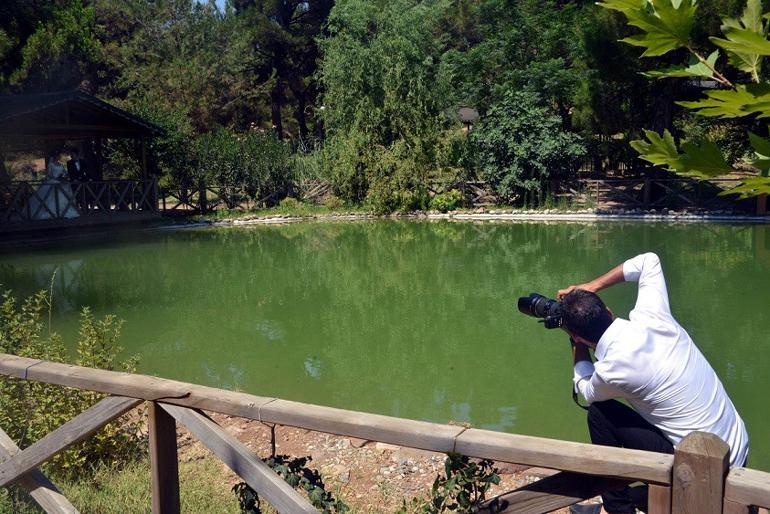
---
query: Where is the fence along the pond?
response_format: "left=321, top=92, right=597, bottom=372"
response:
left=0, top=353, right=767, bottom=514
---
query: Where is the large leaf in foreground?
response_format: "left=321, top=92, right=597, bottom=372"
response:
left=677, top=83, right=770, bottom=118
left=644, top=51, right=719, bottom=79
left=720, top=176, right=770, bottom=198
left=710, top=0, right=769, bottom=82
left=747, top=131, right=770, bottom=173
left=598, top=0, right=695, bottom=57
left=630, top=129, right=734, bottom=178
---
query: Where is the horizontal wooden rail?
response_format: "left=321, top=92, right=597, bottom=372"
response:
left=0, top=354, right=671, bottom=484
left=725, top=468, right=770, bottom=509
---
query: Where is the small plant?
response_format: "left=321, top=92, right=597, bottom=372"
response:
left=399, top=453, right=500, bottom=513
left=0, top=287, right=143, bottom=483
left=429, top=189, right=464, bottom=213
left=232, top=455, right=349, bottom=514
left=321, top=194, right=344, bottom=210
left=278, top=197, right=302, bottom=211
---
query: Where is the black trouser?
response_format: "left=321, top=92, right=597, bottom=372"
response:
left=587, top=400, right=674, bottom=513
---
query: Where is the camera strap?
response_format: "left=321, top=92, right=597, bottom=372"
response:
left=572, top=387, right=589, bottom=411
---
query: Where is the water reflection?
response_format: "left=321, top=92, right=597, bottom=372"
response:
left=1, top=220, right=769, bottom=469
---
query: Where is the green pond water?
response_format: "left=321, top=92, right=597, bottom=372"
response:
left=1, top=220, right=769, bottom=470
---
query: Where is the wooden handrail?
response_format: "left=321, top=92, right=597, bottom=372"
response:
left=0, top=354, right=670, bottom=484
left=1, top=353, right=769, bottom=513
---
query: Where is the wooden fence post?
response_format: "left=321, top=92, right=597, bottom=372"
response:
left=149, top=401, right=180, bottom=514
left=643, top=178, right=651, bottom=207
left=671, top=432, right=730, bottom=514
left=198, top=181, right=208, bottom=214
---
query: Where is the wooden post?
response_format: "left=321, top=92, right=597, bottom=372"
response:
left=648, top=484, right=672, bottom=514
left=757, top=194, right=767, bottom=215
left=643, top=178, right=651, bottom=207
left=671, top=432, right=730, bottom=514
left=149, top=402, right=180, bottom=514
left=140, top=138, right=148, bottom=182
left=198, top=180, right=208, bottom=214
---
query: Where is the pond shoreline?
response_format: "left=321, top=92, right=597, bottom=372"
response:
left=188, top=208, right=770, bottom=228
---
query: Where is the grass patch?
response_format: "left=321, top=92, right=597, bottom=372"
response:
left=0, top=456, right=240, bottom=514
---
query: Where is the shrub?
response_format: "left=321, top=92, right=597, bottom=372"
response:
left=0, top=288, right=143, bottom=480
left=278, top=197, right=302, bottom=210
left=472, top=90, right=586, bottom=203
left=193, top=127, right=294, bottom=206
left=430, top=189, right=464, bottom=213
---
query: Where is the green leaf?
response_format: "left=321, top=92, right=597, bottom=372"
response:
left=679, top=140, right=735, bottom=178
left=644, top=50, right=719, bottom=79
left=710, top=0, right=770, bottom=82
left=598, top=0, right=696, bottom=57
left=630, top=130, right=734, bottom=178
left=747, top=131, right=770, bottom=173
left=677, top=83, right=770, bottom=118
left=719, top=176, right=770, bottom=198
left=630, top=129, right=680, bottom=169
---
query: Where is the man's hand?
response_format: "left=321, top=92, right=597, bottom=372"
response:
left=557, top=283, right=596, bottom=300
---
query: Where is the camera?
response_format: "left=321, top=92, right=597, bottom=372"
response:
left=517, top=293, right=562, bottom=329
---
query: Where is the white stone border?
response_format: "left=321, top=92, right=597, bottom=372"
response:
left=169, top=210, right=770, bottom=228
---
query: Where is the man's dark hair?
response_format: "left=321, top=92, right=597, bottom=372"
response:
left=561, top=289, right=613, bottom=344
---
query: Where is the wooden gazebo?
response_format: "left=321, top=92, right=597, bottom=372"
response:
left=0, top=90, right=165, bottom=231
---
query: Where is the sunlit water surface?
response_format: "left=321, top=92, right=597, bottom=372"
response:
left=2, top=220, right=769, bottom=469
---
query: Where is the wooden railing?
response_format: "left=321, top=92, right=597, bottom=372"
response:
left=160, top=184, right=286, bottom=214
left=555, top=178, right=755, bottom=211
left=1, top=353, right=766, bottom=513
left=0, top=179, right=159, bottom=222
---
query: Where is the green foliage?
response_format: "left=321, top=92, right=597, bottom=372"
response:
left=600, top=0, right=770, bottom=197
left=106, top=95, right=194, bottom=186
left=598, top=0, right=696, bottom=57
left=710, top=0, right=770, bottom=82
left=0, top=288, right=142, bottom=480
left=193, top=127, right=293, bottom=204
left=232, top=455, right=349, bottom=513
left=472, top=91, right=586, bottom=202
left=430, top=189, right=464, bottom=213
left=399, top=453, right=500, bottom=513
left=10, top=1, right=100, bottom=89
left=318, top=0, right=454, bottom=212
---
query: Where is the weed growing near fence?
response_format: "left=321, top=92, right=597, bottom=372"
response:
left=0, top=287, right=143, bottom=483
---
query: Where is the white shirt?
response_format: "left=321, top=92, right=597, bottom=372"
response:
left=573, top=252, right=749, bottom=467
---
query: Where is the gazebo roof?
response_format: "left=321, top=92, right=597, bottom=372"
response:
left=0, top=90, right=165, bottom=141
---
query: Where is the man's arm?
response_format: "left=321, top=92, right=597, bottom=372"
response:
left=557, top=263, right=625, bottom=300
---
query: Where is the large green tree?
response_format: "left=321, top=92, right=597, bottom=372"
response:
left=318, top=0, right=454, bottom=209
left=233, top=0, right=333, bottom=140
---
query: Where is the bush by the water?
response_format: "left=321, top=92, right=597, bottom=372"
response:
left=472, top=91, right=586, bottom=203
left=0, top=288, right=143, bottom=480
left=193, top=127, right=294, bottom=206
left=430, top=189, right=464, bottom=213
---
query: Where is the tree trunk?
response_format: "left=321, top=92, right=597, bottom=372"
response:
left=294, top=93, right=309, bottom=142
left=271, top=82, right=283, bottom=140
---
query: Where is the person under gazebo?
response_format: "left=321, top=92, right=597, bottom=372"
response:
left=28, top=150, right=80, bottom=220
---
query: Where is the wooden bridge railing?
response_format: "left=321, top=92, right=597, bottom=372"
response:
left=0, top=179, right=159, bottom=222
left=0, top=353, right=767, bottom=514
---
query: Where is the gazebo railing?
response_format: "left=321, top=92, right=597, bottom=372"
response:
left=0, top=179, right=159, bottom=223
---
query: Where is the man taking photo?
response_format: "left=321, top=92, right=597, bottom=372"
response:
left=558, top=252, right=749, bottom=514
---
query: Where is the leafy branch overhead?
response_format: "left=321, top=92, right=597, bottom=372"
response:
left=597, top=0, right=770, bottom=197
